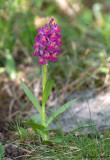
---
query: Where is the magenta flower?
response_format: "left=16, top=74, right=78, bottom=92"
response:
left=33, top=18, right=62, bottom=65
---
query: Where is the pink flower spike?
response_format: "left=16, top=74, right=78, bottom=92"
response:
left=33, top=42, right=39, bottom=49
left=49, top=18, right=54, bottom=28
left=50, top=32, right=57, bottom=41
left=51, top=54, right=57, bottom=61
left=33, top=17, right=62, bottom=65
left=45, top=53, right=52, bottom=61
left=54, top=24, right=61, bottom=32
left=48, top=42, right=55, bottom=51
left=38, top=58, right=47, bottom=66
left=40, top=36, right=47, bottom=44
left=45, top=29, right=51, bottom=36
left=45, top=24, right=48, bottom=28
left=57, top=38, right=62, bottom=46
left=32, top=50, right=38, bottom=56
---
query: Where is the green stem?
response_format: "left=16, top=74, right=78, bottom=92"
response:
left=42, top=65, right=47, bottom=92
left=42, top=65, right=48, bottom=141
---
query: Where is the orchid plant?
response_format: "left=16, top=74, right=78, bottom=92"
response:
left=20, top=18, right=77, bottom=141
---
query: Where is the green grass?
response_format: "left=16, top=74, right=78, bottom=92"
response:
left=8, top=111, right=110, bottom=160
left=0, top=143, right=5, bottom=160
left=8, top=126, right=110, bottom=159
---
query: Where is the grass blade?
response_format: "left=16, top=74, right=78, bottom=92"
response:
left=0, top=143, right=5, bottom=160
left=66, top=123, right=96, bottom=138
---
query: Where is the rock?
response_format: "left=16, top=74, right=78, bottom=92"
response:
left=50, top=89, right=110, bottom=132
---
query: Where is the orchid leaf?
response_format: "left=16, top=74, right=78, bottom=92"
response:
left=49, top=137, right=64, bottom=143
left=42, top=79, right=54, bottom=106
left=31, top=113, right=48, bottom=125
left=20, top=79, right=42, bottom=114
left=23, top=120, right=49, bottom=141
left=31, top=114, right=42, bottom=125
left=23, top=120, right=45, bottom=131
left=46, top=98, right=78, bottom=127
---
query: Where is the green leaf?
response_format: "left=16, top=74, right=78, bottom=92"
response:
left=5, top=49, right=17, bottom=79
left=23, top=120, right=45, bottom=131
left=49, top=137, right=64, bottom=143
left=20, top=79, right=42, bottom=114
left=31, top=113, right=48, bottom=125
left=44, top=127, right=62, bottom=137
left=30, top=114, right=50, bottom=141
left=0, top=143, right=5, bottom=160
left=42, top=79, right=54, bottom=106
left=31, top=114, right=42, bottom=125
left=23, top=120, right=49, bottom=141
left=46, top=98, right=78, bottom=127
left=29, top=115, right=61, bottom=136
